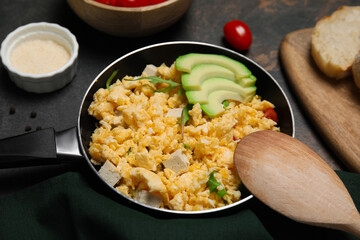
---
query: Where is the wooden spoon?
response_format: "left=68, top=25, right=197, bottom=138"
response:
left=234, top=130, right=360, bottom=238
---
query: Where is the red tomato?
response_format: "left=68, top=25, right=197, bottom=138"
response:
left=116, top=0, right=150, bottom=7
left=263, top=108, right=278, bottom=123
left=149, top=0, right=167, bottom=4
left=223, top=20, right=252, bottom=51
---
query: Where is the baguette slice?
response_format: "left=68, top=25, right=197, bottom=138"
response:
left=352, top=52, right=360, bottom=88
left=311, top=6, right=360, bottom=80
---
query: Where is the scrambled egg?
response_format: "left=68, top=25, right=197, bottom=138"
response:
left=88, top=63, right=279, bottom=211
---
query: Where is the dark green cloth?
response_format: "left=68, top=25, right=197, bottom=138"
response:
left=0, top=170, right=359, bottom=240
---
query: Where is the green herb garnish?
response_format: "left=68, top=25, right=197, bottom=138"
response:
left=217, top=188, right=227, bottom=198
left=178, top=88, right=185, bottom=96
left=179, top=103, right=193, bottom=126
left=127, top=76, right=180, bottom=93
left=207, top=171, right=220, bottom=193
left=180, top=103, right=193, bottom=140
left=106, top=69, right=119, bottom=91
left=207, top=170, right=227, bottom=198
left=222, top=100, right=230, bottom=109
left=183, top=143, right=191, bottom=149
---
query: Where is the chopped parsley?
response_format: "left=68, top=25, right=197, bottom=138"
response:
left=222, top=100, right=230, bottom=109
left=207, top=170, right=227, bottom=198
left=217, top=188, right=227, bottom=198
left=183, top=143, right=191, bottom=149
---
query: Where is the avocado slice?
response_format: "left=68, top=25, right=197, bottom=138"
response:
left=237, top=75, right=257, bottom=88
left=181, top=64, right=235, bottom=91
left=175, top=53, right=255, bottom=87
left=201, top=90, right=253, bottom=118
left=185, top=77, right=256, bottom=104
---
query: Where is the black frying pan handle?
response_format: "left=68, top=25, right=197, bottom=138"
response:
left=0, top=127, right=83, bottom=168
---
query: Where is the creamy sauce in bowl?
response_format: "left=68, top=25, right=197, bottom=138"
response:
left=10, top=38, right=70, bottom=75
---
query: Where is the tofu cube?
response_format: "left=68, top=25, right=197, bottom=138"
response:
left=98, top=160, right=122, bottom=186
left=135, top=190, right=163, bottom=208
left=163, top=149, right=189, bottom=175
left=165, top=108, right=183, bottom=119
left=142, top=64, right=158, bottom=77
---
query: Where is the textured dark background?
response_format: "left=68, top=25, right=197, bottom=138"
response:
left=0, top=0, right=358, bottom=197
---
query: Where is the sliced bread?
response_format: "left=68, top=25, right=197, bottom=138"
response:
left=352, top=51, right=360, bottom=88
left=311, top=6, right=360, bottom=80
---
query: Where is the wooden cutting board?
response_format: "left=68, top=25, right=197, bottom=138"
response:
left=280, top=28, right=360, bottom=173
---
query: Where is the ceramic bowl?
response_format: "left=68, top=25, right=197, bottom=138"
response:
left=0, top=22, right=79, bottom=93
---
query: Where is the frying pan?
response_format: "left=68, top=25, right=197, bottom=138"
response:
left=0, top=41, right=295, bottom=214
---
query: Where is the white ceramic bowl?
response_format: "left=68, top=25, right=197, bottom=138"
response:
left=0, top=22, right=79, bottom=93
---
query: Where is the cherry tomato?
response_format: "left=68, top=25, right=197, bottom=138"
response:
left=116, top=0, right=150, bottom=7
left=223, top=20, right=252, bottom=51
left=148, top=0, right=167, bottom=4
left=263, top=108, right=278, bottom=123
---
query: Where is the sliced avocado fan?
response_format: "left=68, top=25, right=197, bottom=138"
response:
left=175, top=53, right=257, bottom=118
left=175, top=53, right=256, bottom=87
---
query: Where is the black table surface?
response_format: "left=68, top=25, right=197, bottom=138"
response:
left=0, top=0, right=358, bottom=198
